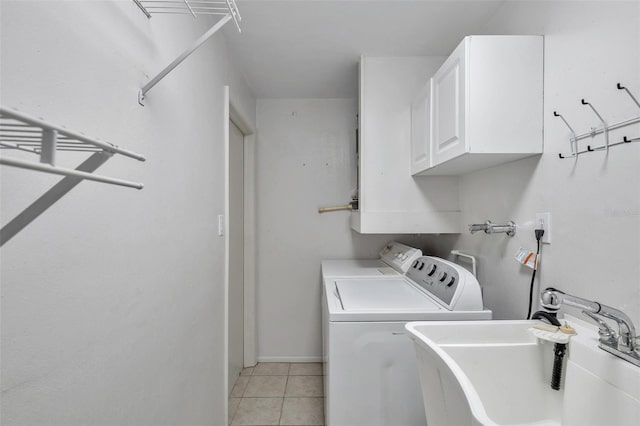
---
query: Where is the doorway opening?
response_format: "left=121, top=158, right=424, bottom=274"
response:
left=224, top=86, right=257, bottom=404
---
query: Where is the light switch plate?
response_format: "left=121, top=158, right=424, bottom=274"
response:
left=218, top=214, right=224, bottom=237
left=535, top=212, right=551, bottom=244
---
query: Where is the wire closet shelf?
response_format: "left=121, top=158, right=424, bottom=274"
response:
left=133, top=1, right=242, bottom=105
left=0, top=107, right=146, bottom=189
left=133, top=0, right=241, bottom=30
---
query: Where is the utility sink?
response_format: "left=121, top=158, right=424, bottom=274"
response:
left=405, top=318, right=640, bottom=426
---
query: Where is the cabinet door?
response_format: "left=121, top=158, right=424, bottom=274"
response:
left=410, top=79, right=431, bottom=175
left=431, top=39, right=466, bottom=166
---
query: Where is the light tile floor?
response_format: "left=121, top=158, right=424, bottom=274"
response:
left=229, top=362, right=324, bottom=426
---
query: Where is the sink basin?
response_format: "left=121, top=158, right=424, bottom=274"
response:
left=405, top=318, right=640, bottom=426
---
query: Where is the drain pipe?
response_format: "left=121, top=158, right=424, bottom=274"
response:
left=530, top=310, right=574, bottom=391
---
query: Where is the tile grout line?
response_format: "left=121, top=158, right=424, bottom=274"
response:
left=278, top=365, right=290, bottom=425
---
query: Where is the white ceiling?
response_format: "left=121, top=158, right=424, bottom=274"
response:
left=224, top=0, right=506, bottom=98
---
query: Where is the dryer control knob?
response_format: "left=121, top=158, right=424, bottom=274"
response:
left=446, top=276, right=456, bottom=287
left=438, top=271, right=448, bottom=282
left=412, top=260, right=420, bottom=268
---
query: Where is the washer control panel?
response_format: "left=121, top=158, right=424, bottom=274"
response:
left=406, top=256, right=484, bottom=311
left=379, top=242, right=422, bottom=273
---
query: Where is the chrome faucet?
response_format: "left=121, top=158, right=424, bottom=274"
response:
left=540, top=288, right=639, bottom=367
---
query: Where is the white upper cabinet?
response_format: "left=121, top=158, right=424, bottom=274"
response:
left=412, top=35, right=543, bottom=176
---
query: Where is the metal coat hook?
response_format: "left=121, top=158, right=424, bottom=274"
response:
left=553, top=111, right=578, bottom=157
left=581, top=98, right=609, bottom=151
left=617, top=83, right=640, bottom=110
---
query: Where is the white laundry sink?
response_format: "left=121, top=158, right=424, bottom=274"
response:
left=405, top=318, right=640, bottom=426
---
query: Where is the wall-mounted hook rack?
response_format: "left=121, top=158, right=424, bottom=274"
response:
left=134, top=0, right=241, bottom=105
left=557, top=83, right=640, bottom=159
left=0, top=107, right=145, bottom=189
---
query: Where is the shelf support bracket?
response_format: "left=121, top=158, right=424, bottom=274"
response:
left=138, top=13, right=233, bottom=105
left=132, top=0, right=151, bottom=18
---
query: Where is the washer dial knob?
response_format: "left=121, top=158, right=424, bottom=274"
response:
left=438, top=271, right=448, bottom=282
left=425, top=264, right=436, bottom=276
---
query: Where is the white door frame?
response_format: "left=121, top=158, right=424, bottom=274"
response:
left=223, top=85, right=257, bottom=404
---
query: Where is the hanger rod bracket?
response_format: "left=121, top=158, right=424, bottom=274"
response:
left=138, top=13, right=233, bottom=105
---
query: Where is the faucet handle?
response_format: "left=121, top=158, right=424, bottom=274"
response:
left=582, top=310, right=617, bottom=345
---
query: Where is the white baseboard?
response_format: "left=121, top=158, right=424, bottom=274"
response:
left=256, top=355, right=323, bottom=363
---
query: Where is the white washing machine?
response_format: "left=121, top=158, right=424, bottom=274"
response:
left=321, top=241, right=422, bottom=279
left=322, top=255, right=492, bottom=426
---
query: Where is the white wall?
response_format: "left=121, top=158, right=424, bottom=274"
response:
left=436, top=1, right=640, bottom=323
left=0, top=1, right=255, bottom=425
left=254, top=99, right=426, bottom=360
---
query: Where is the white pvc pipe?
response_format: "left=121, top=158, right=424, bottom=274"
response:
left=0, top=157, right=144, bottom=190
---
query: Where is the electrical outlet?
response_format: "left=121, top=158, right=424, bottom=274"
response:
left=535, top=212, right=551, bottom=244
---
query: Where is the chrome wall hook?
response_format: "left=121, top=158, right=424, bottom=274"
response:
left=617, top=83, right=640, bottom=110
left=553, top=111, right=578, bottom=156
left=581, top=98, right=609, bottom=150
left=556, top=85, right=640, bottom=160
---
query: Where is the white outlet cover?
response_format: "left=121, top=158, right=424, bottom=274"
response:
left=535, top=212, right=551, bottom=244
